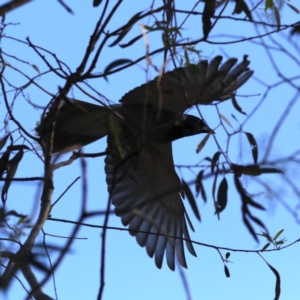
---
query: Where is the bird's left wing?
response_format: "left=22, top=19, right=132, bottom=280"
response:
left=105, top=136, right=196, bottom=270
left=120, top=55, right=253, bottom=114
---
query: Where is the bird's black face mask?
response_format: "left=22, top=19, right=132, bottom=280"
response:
left=161, top=114, right=214, bottom=143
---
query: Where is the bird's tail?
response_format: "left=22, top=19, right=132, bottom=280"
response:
left=36, top=99, right=117, bottom=153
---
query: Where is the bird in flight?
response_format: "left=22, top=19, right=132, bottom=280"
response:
left=37, top=55, right=253, bottom=270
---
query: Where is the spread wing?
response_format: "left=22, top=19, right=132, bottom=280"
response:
left=120, top=55, right=253, bottom=114
left=37, top=56, right=252, bottom=153
left=105, top=135, right=196, bottom=270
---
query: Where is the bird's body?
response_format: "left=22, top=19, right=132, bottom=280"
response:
left=37, top=55, right=253, bottom=269
left=104, top=113, right=211, bottom=270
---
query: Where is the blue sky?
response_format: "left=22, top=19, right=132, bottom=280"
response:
left=1, top=1, right=300, bottom=299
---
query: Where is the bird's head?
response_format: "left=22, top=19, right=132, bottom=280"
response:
left=163, top=114, right=214, bottom=142
left=181, top=114, right=214, bottom=136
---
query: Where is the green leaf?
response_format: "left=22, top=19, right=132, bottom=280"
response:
left=0, top=206, right=5, bottom=223
left=245, top=132, right=258, bottom=165
left=234, top=175, right=267, bottom=242
left=184, top=49, right=190, bottom=66
left=120, top=34, right=143, bottom=48
left=219, top=113, right=233, bottom=128
left=0, top=150, right=10, bottom=179
left=93, top=0, right=102, bottom=7
left=257, top=167, right=284, bottom=175
left=103, top=59, right=132, bottom=80
left=1, top=149, right=24, bottom=203
left=286, top=3, right=300, bottom=14
left=215, top=177, right=228, bottom=214
left=0, top=134, right=9, bottom=150
left=261, top=242, right=271, bottom=252
left=7, top=145, right=30, bottom=151
left=195, top=170, right=207, bottom=202
left=238, top=165, right=284, bottom=176
left=247, top=198, right=265, bottom=211
left=202, top=0, right=215, bottom=40
left=184, top=47, right=201, bottom=55
left=233, top=0, right=253, bottom=21
left=224, top=265, right=230, bottom=278
left=265, top=0, right=274, bottom=11
left=143, top=24, right=181, bottom=35
left=196, top=133, right=211, bottom=153
left=200, top=183, right=207, bottom=202
left=273, top=5, right=281, bottom=32
left=240, top=165, right=261, bottom=176
left=109, top=11, right=143, bottom=47
left=182, top=180, right=201, bottom=221
left=232, top=95, right=246, bottom=115
left=250, top=215, right=268, bottom=231
left=212, top=169, right=218, bottom=203
left=274, top=229, right=284, bottom=240
left=291, top=24, right=300, bottom=35
left=275, top=240, right=284, bottom=245
left=266, top=262, right=281, bottom=300
left=242, top=214, right=259, bottom=242
left=31, top=64, right=40, bottom=74
left=211, top=151, right=221, bottom=174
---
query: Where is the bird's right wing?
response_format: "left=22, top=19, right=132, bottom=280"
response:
left=105, top=135, right=196, bottom=270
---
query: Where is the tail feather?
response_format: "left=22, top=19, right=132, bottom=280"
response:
left=36, top=99, right=116, bottom=153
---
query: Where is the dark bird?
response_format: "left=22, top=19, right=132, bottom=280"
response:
left=37, top=55, right=253, bottom=270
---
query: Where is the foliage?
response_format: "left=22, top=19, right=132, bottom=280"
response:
left=0, top=1, right=300, bottom=299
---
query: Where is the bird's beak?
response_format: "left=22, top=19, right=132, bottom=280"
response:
left=203, top=126, right=215, bottom=134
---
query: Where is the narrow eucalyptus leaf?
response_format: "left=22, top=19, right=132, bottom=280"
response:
left=245, top=132, right=258, bottom=165
left=201, top=184, right=207, bottom=203
left=265, top=0, right=274, bottom=11
left=195, top=170, right=203, bottom=197
left=274, top=229, right=284, bottom=240
left=202, top=0, right=215, bottom=40
left=196, top=133, right=211, bottom=153
left=109, top=11, right=143, bottom=47
left=195, top=170, right=207, bottom=202
left=259, top=168, right=284, bottom=175
left=219, top=113, right=233, bottom=128
left=211, top=151, right=221, bottom=174
left=216, top=177, right=228, bottom=214
left=7, top=145, right=30, bottom=151
left=287, top=3, right=300, bottom=14
left=243, top=215, right=259, bottom=242
left=120, top=34, right=143, bottom=48
left=1, top=149, right=24, bottom=203
left=103, top=59, right=132, bottom=79
left=273, top=5, right=281, bottom=32
left=224, top=265, right=230, bottom=278
left=0, top=151, right=10, bottom=178
left=261, top=242, right=271, bottom=252
left=241, top=165, right=261, bottom=176
left=0, top=134, right=9, bottom=150
left=31, top=64, right=40, bottom=74
left=233, top=0, right=253, bottom=21
left=266, top=262, right=281, bottom=300
left=93, top=0, right=102, bottom=7
left=232, top=95, right=246, bottom=115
